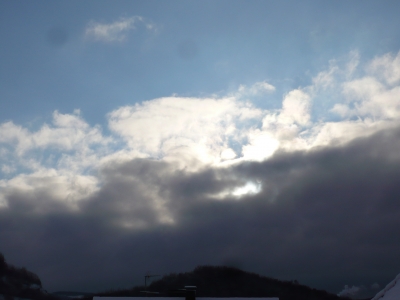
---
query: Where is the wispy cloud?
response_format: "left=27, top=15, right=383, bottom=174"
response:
left=237, top=81, right=276, bottom=97
left=84, top=16, right=158, bottom=43
left=338, top=283, right=381, bottom=298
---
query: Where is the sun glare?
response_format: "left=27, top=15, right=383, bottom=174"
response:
left=232, top=181, right=262, bottom=197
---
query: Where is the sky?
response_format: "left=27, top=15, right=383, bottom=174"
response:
left=1, top=0, right=400, bottom=298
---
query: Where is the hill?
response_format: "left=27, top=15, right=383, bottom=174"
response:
left=0, top=252, right=57, bottom=300
left=99, top=265, right=350, bottom=300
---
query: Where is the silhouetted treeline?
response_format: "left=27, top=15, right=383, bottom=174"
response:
left=99, top=265, right=351, bottom=300
left=0, top=252, right=58, bottom=300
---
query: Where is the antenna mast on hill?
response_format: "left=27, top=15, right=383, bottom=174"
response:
left=144, top=274, right=161, bottom=295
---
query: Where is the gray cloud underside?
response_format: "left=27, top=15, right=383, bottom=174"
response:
left=1, top=125, right=400, bottom=294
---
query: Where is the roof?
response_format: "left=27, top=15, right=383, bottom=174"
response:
left=94, top=297, right=279, bottom=300
left=372, top=273, right=400, bottom=300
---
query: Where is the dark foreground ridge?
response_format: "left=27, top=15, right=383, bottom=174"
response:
left=0, top=252, right=58, bottom=300
left=99, top=265, right=350, bottom=300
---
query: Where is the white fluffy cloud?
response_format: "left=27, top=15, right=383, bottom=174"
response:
left=278, top=89, right=311, bottom=126
left=0, top=111, right=108, bottom=207
left=108, top=96, right=263, bottom=167
left=0, top=110, right=106, bottom=156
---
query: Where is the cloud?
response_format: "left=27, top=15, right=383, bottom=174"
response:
left=338, top=282, right=382, bottom=299
left=108, top=96, right=263, bottom=168
left=2, top=126, right=400, bottom=293
left=237, top=81, right=276, bottom=96
left=371, top=283, right=380, bottom=290
left=2, top=51, right=400, bottom=206
left=0, top=170, right=99, bottom=211
left=367, top=51, right=400, bottom=86
left=2, top=51, right=400, bottom=293
left=339, top=77, right=400, bottom=119
left=2, top=51, right=400, bottom=205
left=278, top=89, right=311, bottom=126
left=85, top=16, right=158, bottom=43
left=0, top=110, right=108, bottom=207
left=338, top=285, right=362, bottom=297
left=0, top=110, right=106, bottom=156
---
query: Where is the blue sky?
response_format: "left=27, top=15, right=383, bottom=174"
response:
left=2, top=1, right=400, bottom=126
left=2, top=1, right=400, bottom=298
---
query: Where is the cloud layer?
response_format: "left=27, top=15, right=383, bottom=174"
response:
left=1, top=51, right=400, bottom=294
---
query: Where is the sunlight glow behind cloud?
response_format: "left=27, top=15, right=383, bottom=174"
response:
left=232, top=181, right=262, bottom=197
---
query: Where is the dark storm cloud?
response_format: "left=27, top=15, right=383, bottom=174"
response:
left=1, top=126, right=400, bottom=295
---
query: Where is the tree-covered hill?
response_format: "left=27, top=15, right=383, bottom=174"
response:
left=99, top=265, right=350, bottom=300
left=0, top=252, right=57, bottom=300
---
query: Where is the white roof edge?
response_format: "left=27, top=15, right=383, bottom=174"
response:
left=93, top=296, right=279, bottom=300
left=372, top=273, right=400, bottom=300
